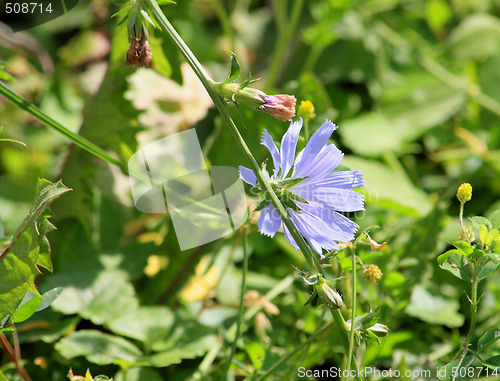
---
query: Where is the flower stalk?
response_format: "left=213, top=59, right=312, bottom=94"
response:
left=145, top=0, right=323, bottom=276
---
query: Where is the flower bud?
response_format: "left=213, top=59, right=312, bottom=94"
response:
left=315, top=281, right=343, bottom=309
left=297, top=100, right=316, bottom=120
left=220, top=84, right=296, bottom=121
left=457, top=183, right=472, bottom=203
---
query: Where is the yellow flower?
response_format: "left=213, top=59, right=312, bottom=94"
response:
left=457, top=183, right=472, bottom=203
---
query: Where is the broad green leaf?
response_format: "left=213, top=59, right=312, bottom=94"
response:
left=405, top=286, right=464, bottom=328
left=490, top=210, right=500, bottom=229
left=49, top=270, right=139, bottom=326
left=449, top=14, right=500, bottom=60
left=107, top=306, right=174, bottom=342
left=477, top=328, right=500, bottom=352
left=452, top=241, right=474, bottom=256
left=0, top=179, right=70, bottom=321
left=55, top=330, right=142, bottom=365
left=140, top=317, right=217, bottom=367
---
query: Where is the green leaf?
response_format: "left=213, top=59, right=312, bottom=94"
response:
left=437, top=249, right=464, bottom=265
left=55, top=330, right=142, bottom=365
left=115, top=367, right=162, bottom=381
left=245, top=342, right=266, bottom=370
left=449, top=14, right=500, bottom=60
left=439, top=253, right=472, bottom=282
left=107, top=306, right=174, bottom=343
left=140, top=317, right=217, bottom=367
left=470, top=216, right=492, bottom=231
left=223, top=50, right=241, bottom=84
left=405, top=286, right=464, bottom=327
left=156, top=0, right=176, bottom=4
left=11, top=291, right=42, bottom=323
left=452, top=241, right=474, bottom=256
left=477, top=328, right=500, bottom=352
left=483, top=355, right=500, bottom=370
left=0, top=179, right=70, bottom=322
left=439, top=355, right=474, bottom=381
left=490, top=210, right=500, bottom=230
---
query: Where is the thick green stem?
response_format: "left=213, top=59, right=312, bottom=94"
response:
left=221, top=227, right=249, bottom=379
left=146, top=0, right=324, bottom=276
left=346, top=246, right=358, bottom=378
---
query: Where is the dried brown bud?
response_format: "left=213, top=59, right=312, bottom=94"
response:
left=126, top=37, right=153, bottom=68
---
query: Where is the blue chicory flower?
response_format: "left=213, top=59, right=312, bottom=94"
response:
left=239, top=119, right=364, bottom=257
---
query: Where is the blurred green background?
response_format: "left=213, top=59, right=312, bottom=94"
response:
left=1, top=0, right=500, bottom=380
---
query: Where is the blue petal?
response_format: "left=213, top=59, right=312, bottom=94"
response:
left=258, top=204, right=282, bottom=237
left=293, top=144, right=343, bottom=180
left=261, top=130, right=281, bottom=176
left=280, top=119, right=302, bottom=178
left=239, top=166, right=257, bottom=186
left=308, top=171, right=364, bottom=190
left=296, top=201, right=358, bottom=244
left=312, top=189, right=364, bottom=212
left=293, top=120, right=338, bottom=177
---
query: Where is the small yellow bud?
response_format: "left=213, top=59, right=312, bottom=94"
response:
left=363, top=264, right=383, bottom=285
left=297, top=100, right=316, bottom=120
left=457, top=183, right=472, bottom=203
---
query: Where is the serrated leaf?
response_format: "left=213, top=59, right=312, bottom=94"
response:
left=0, top=179, right=70, bottom=321
left=56, top=330, right=142, bottom=365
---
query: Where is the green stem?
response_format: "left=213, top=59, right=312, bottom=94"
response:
left=146, top=0, right=324, bottom=276
left=346, top=246, right=357, bottom=378
left=208, top=0, right=234, bottom=51
left=452, top=259, right=479, bottom=381
left=254, top=320, right=337, bottom=381
left=0, top=81, right=128, bottom=176
left=265, top=0, right=305, bottom=88
left=330, top=309, right=361, bottom=381
left=221, top=227, right=249, bottom=379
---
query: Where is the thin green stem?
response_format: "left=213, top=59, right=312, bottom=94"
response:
left=452, top=259, right=479, bottom=381
left=0, top=81, right=128, bottom=176
left=265, top=0, right=305, bottom=88
left=221, top=227, right=249, bottom=380
left=330, top=309, right=361, bottom=381
left=0, top=80, right=230, bottom=217
left=146, top=0, right=324, bottom=276
left=254, top=320, right=337, bottom=381
left=346, top=246, right=357, bottom=379
left=208, top=0, right=234, bottom=51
